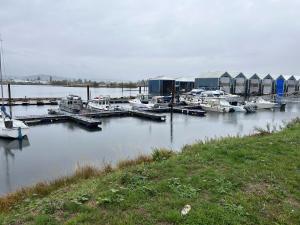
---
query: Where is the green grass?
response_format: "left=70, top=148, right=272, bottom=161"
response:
left=0, top=119, right=300, bottom=225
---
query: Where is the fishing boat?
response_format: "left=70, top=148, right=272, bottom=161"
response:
left=59, top=95, right=83, bottom=113
left=87, top=96, right=111, bottom=111
left=0, top=41, right=29, bottom=139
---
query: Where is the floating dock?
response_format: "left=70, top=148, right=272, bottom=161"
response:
left=15, top=109, right=166, bottom=129
left=3, top=96, right=135, bottom=106
left=15, top=114, right=101, bottom=129
left=144, top=106, right=206, bottom=116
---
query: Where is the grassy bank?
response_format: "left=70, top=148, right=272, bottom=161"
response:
left=0, top=120, right=300, bottom=225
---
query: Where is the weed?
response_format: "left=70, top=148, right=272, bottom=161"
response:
left=96, top=188, right=125, bottom=206
left=152, top=148, right=174, bottom=161
left=71, top=194, right=91, bottom=205
left=42, top=199, right=64, bottom=214
left=168, top=178, right=198, bottom=198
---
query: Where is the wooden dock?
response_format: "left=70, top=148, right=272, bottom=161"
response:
left=2, top=96, right=134, bottom=106
left=143, top=106, right=206, bottom=116
left=15, top=114, right=101, bottom=129
left=14, top=109, right=166, bottom=129
left=2, top=97, right=60, bottom=106
left=129, top=110, right=166, bottom=121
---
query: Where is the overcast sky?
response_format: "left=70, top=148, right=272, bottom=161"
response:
left=0, top=0, right=299, bottom=81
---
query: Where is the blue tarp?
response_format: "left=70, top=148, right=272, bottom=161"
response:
left=276, top=78, right=285, bottom=103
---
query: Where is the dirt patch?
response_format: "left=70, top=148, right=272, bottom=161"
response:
left=244, top=182, right=271, bottom=196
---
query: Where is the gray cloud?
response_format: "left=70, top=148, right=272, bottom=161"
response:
left=0, top=0, right=299, bottom=80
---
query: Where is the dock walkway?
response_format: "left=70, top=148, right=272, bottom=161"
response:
left=15, top=109, right=166, bottom=128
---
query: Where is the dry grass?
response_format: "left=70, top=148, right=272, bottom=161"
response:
left=0, top=153, right=154, bottom=212
left=0, top=165, right=103, bottom=212
left=117, top=154, right=152, bottom=169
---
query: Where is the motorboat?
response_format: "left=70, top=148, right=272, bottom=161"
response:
left=129, top=96, right=155, bottom=109
left=87, top=96, right=111, bottom=111
left=245, top=97, right=277, bottom=110
left=198, top=90, right=240, bottom=102
left=59, top=95, right=83, bottom=113
left=129, top=95, right=173, bottom=109
left=200, top=99, right=234, bottom=113
left=0, top=42, right=29, bottom=139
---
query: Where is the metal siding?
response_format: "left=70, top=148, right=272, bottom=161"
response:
left=234, top=77, right=246, bottom=94
left=262, top=79, right=273, bottom=95
left=249, top=79, right=260, bottom=94
left=195, top=78, right=219, bottom=89
left=219, top=77, right=231, bottom=93
left=286, top=80, right=296, bottom=93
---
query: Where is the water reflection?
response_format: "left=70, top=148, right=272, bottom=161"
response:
left=0, top=103, right=299, bottom=196
left=0, top=137, right=30, bottom=193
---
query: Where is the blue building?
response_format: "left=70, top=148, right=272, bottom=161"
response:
left=276, top=75, right=286, bottom=97
left=148, top=76, right=175, bottom=97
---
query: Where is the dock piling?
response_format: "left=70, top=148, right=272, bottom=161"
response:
left=7, top=83, right=11, bottom=105
left=87, top=85, right=90, bottom=101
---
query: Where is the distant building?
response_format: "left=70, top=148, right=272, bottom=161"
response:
left=233, top=73, right=247, bottom=95
left=219, top=72, right=233, bottom=93
left=276, top=75, right=286, bottom=96
left=175, top=77, right=195, bottom=93
left=285, top=75, right=297, bottom=93
left=148, top=76, right=175, bottom=96
left=261, top=74, right=274, bottom=95
left=295, top=76, right=300, bottom=91
left=246, top=73, right=261, bottom=95
left=195, top=72, right=220, bottom=90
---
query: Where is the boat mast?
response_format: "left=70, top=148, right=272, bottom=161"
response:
left=0, top=37, right=4, bottom=105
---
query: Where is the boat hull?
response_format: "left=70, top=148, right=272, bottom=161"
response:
left=0, top=126, right=29, bottom=139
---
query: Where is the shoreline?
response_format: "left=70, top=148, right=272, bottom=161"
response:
left=0, top=118, right=299, bottom=224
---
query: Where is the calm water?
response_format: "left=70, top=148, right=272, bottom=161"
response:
left=2, top=84, right=146, bottom=98
left=0, top=86, right=299, bottom=195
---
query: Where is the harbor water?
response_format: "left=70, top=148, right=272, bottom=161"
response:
left=0, top=85, right=299, bottom=196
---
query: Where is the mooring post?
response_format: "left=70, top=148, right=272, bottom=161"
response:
left=8, top=83, right=11, bottom=105
left=139, top=86, right=141, bottom=94
left=87, top=85, right=90, bottom=101
left=171, top=80, right=175, bottom=111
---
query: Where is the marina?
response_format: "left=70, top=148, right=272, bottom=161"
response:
left=0, top=84, right=299, bottom=195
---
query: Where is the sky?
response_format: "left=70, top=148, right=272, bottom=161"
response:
left=0, top=0, right=299, bottom=81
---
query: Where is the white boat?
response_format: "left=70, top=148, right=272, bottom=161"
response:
left=200, top=99, right=234, bottom=113
left=129, top=95, right=172, bottom=109
left=219, top=100, right=246, bottom=112
left=0, top=42, right=29, bottom=139
left=129, top=97, right=155, bottom=109
left=246, top=97, right=277, bottom=109
left=0, top=116, right=29, bottom=139
left=87, top=96, right=111, bottom=111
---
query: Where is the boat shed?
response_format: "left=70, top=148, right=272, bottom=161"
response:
left=233, top=72, right=247, bottom=95
left=295, top=76, right=300, bottom=91
left=275, top=75, right=286, bottom=97
left=246, top=73, right=261, bottom=95
left=261, top=74, right=274, bottom=95
left=285, top=75, right=297, bottom=93
left=148, top=76, right=175, bottom=97
left=175, top=77, right=195, bottom=93
left=219, top=72, right=233, bottom=93
left=195, top=72, right=220, bottom=90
